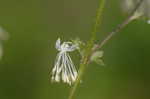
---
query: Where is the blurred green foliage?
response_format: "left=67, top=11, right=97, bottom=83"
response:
left=0, top=0, right=150, bottom=99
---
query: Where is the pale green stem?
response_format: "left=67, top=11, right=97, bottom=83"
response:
left=91, top=0, right=106, bottom=42
left=68, top=0, right=144, bottom=99
left=68, top=62, right=87, bottom=99
left=68, top=0, right=106, bottom=99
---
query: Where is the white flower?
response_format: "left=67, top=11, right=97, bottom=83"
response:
left=51, top=38, right=78, bottom=85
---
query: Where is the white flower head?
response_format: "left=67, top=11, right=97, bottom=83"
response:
left=51, top=38, right=78, bottom=85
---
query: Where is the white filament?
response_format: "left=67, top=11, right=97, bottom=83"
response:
left=51, top=38, right=78, bottom=85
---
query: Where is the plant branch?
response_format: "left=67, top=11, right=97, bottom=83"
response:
left=91, top=0, right=106, bottom=42
left=68, top=61, right=87, bottom=99
left=68, top=0, right=106, bottom=99
left=94, top=0, right=144, bottom=51
left=68, top=0, right=144, bottom=99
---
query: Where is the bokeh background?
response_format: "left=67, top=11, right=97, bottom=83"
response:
left=0, top=0, right=150, bottom=99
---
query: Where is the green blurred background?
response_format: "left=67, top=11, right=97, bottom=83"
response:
left=0, top=0, right=150, bottom=99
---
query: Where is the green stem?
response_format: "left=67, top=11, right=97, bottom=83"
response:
left=68, top=0, right=144, bottom=99
left=68, top=61, right=87, bottom=99
left=91, top=0, right=106, bottom=43
left=68, top=0, right=106, bottom=99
